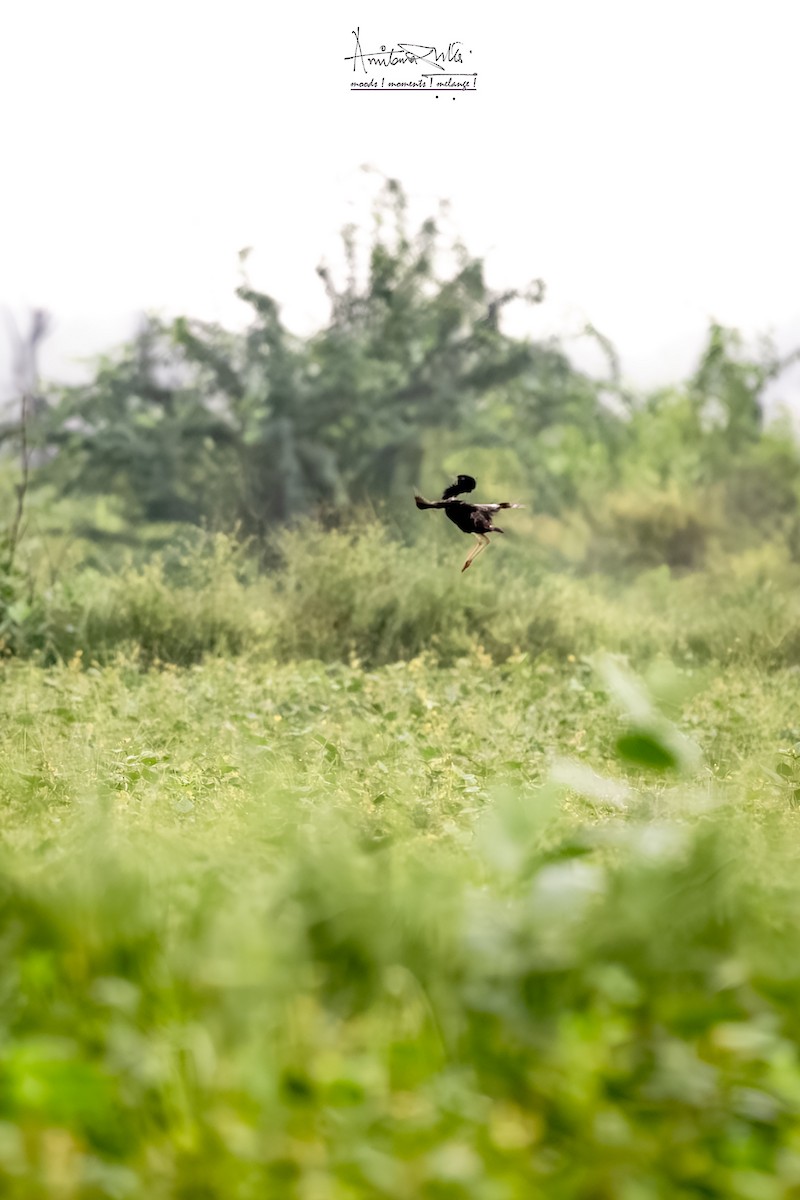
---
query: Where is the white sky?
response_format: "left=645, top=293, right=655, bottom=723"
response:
left=1, top=0, right=799, bottom=401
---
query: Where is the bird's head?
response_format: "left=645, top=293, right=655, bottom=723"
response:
left=441, top=474, right=477, bottom=500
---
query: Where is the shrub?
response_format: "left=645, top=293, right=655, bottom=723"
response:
left=25, top=531, right=264, bottom=666
left=262, top=520, right=482, bottom=665
left=586, top=487, right=716, bottom=572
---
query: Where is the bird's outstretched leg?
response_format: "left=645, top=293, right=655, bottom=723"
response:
left=462, top=534, right=490, bottom=572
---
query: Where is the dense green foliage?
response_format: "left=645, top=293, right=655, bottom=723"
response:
left=34, top=181, right=595, bottom=531
left=6, top=498, right=800, bottom=673
left=3, top=643, right=800, bottom=1198
left=3, top=178, right=797, bottom=568
left=3, top=178, right=800, bottom=1196
left=3, top=180, right=796, bottom=582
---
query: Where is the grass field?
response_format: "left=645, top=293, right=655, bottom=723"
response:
left=4, top=516, right=800, bottom=1197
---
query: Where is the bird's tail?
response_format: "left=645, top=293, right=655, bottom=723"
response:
left=414, top=493, right=437, bottom=509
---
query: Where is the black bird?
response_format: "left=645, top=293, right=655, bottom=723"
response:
left=415, top=474, right=524, bottom=572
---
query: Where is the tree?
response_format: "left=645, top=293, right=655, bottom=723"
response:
left=36, top=179, right=622, bottom=532
left=1, top=308, right=51, bottom=569
left=1, top=309, right=51, bottom=651
left=41, top=317, right=240, bottom=524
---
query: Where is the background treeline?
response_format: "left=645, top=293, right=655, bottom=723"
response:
left=2, top=178, right=800, bottom=665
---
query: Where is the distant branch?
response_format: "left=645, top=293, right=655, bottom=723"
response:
left=3, top=308, right=51, bottom=571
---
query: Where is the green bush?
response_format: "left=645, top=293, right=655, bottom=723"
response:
left=6, top=508, right=800, bottom=673
left=262, top=520, right=493, bottom=666
left=20, top=531, right=263, bottom=666
left=261, top=520, right=636, bottom=667
left=586, top=487, right=716, bottom=572
left=2, top=628, right=800, bottom=1196
left=2, top=775, right=800, bottom=1197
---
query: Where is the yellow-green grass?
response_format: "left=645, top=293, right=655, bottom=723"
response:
left=2, top=646, right=800, bottom=1197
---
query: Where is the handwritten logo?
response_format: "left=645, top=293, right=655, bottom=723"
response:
left=345, top=27, right=477, bottom=93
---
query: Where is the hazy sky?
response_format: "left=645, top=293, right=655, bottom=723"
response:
left=2, top=0, right=799, bottom=401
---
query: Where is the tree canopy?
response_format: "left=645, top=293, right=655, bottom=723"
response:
left=5, top=178, right=798, bottom=552
left=28, top=181, right=622, bottom=530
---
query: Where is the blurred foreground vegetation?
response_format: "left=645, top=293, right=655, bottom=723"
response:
left=3, top=180, right=800, bottom=1196
left=4, top=642, right=800, bottom=1197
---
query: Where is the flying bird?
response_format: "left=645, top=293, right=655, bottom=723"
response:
left=414, top=474, right=524, bottom=572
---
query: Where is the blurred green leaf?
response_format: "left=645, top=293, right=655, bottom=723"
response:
left=615, top=730, right=680, bottom=770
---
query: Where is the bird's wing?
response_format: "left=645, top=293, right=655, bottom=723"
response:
left=415, top=494, right=449, bottom=510
left=475, top=502, right=524, bottom=512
